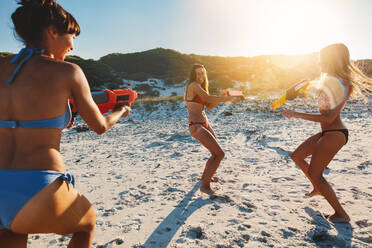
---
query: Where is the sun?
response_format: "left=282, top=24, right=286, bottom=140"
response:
left=181, top=0, right=347, bottom=58
left=226, top=0, right=343, bottom=57
left=261, top=1, right=333, bottom=55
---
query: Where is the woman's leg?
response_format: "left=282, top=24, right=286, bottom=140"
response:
left=10, top=180, right=96, bottom=248
left=201, top=123, right=219, bottom=182
left=307, top=132, right=350, bottom=222
left=290, top=132, right=322, bottom=196
left=190, top=125, right=225, bottom=195
left=206, top=123, right=217, bottom=139
left=0, top=230, right=27, bottom=248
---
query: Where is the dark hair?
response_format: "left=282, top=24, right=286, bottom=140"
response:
left=11, top=0, right=80, bottom=46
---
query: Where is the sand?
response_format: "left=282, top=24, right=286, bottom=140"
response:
left=28, top=97, right=371, bottom=247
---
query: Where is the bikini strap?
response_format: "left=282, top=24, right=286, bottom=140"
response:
left=8, top=48, right=43, bottom=84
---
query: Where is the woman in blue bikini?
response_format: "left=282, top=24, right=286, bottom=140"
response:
left=283, top=43, right=372, bottom=223
left=0, top=0, right=131, bottom=247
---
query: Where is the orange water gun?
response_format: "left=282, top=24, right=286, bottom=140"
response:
left=69, top=88, right=138, bottom=115
left=271, top=80, right=309, bottom=110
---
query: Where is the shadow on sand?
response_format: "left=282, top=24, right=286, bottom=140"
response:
left=143, top=182, right=214, bottom=248
left=305, top=207, right=353, bottom=247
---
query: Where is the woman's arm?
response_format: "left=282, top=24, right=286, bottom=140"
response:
left=283, top=110, right=335, bottom=123
left=189, top=83, right=236, bottom=105
left=206, top=102, right=219, bottom=110
left=67, top=63, right=131, bottom=134
left=283, top=93, right=348, bottom=124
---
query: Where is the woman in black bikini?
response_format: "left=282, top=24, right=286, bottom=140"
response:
left=283, top=43, right=372, bottom=222
left=185, top=64, right=241, bottom=195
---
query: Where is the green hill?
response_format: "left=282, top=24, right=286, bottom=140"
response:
left=1, top=50, right=371, bottom=95
left=65, top=55, right=122, bottom=90
left=100, top=48, right=320, bottom=93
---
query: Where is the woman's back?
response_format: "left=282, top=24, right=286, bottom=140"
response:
left=0, top=54, right=74, bottom=171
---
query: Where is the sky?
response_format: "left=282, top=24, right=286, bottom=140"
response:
left=0, top=0, right=371, bottom=60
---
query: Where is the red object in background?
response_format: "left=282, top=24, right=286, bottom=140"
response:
left=221, top=89, right=245, bottom=99
left=69, top=88, right=137, bottom=115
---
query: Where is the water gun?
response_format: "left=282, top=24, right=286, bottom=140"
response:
left=221, top=89, right=246, bottom=100
left=69, top=88, right=137, bottom=115
left=271, top=80, right=309, bottom=110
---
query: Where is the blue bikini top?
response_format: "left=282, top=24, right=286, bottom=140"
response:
left=0, top=48, right=71, bottom=129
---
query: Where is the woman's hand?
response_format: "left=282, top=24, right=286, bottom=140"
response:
left=231, top=96, right=244, bottom=104
left=113, top=105, right=132, bottom=118
left=121, top=106, right=132, bottom=118
left=66, top=116, right=75, bottom=130
left=283, top=109, right=296, bottom=118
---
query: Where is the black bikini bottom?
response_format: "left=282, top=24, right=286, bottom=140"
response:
left=320, top=129, right=348, bottom=144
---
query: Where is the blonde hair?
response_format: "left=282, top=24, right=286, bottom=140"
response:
left=184, top=64, right=209, bottom=100
left=320, top=43, right=372, bottom=99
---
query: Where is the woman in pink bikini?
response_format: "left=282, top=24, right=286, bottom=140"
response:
left=283, top=43, right=372, bottom=222
left=185, top=64, right=241, bottom=195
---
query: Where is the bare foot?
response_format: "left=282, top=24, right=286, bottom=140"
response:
left=200, top=185, right=216, bottom=195
left=327, top=213, right=350, bottom=223
left=305, top=189, right=321, bottom=197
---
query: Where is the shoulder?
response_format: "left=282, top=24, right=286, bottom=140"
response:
left=321, top=75, right=340, bottom=85
left=321, top=75, right=349, bottom=105
left=44, top=57, right=82, bottom=72
left=39, top=57, right=85, bottom=80
left=321, top=75, right=347, bottom=94
left=188, top=81, right=202, bottom=90
left=188, top=81, right=198, bottom=86
left=31, top=58, right=87, bottom=90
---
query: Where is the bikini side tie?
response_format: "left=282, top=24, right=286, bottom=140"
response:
left=59, top=172, right=76, bottom=187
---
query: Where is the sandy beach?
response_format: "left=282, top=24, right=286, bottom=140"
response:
left=27, top=97, right=371, bottom=248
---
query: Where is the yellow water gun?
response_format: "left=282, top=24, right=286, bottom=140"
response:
left=271, top=80, right=310, bottom=110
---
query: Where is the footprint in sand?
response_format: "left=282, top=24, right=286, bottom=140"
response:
left=211, top=203, right=222, bottom=211
left=357, top=160, right=370, bottom=170
left=355, top=236, right=372, bottom=244
left=351, top=187, right=372, bottom=200
left=271, top=177, right=295, bottom=183
left=355, top=219, right=371, bottom=228
left=31, top=235, right=40, bottom=240
left=102, top=208, right=116, bottom=217
left=280, top=228, right=296, bottom=239
left=96, top=238, right=124, bottom=248
left=48, top=240, right=57, bottom=245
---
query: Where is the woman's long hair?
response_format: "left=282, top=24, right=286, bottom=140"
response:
left=320, top=43, right=372, bottom=99
left=184, top=64, right=209, bottom=100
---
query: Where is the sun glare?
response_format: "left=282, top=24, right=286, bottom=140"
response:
left=204, top=0, right=346, bottom=57
left=262, top=1, right=335, bottom=55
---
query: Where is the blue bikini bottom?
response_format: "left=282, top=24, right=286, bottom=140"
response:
left=0, top=169, right=75, bottom=229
